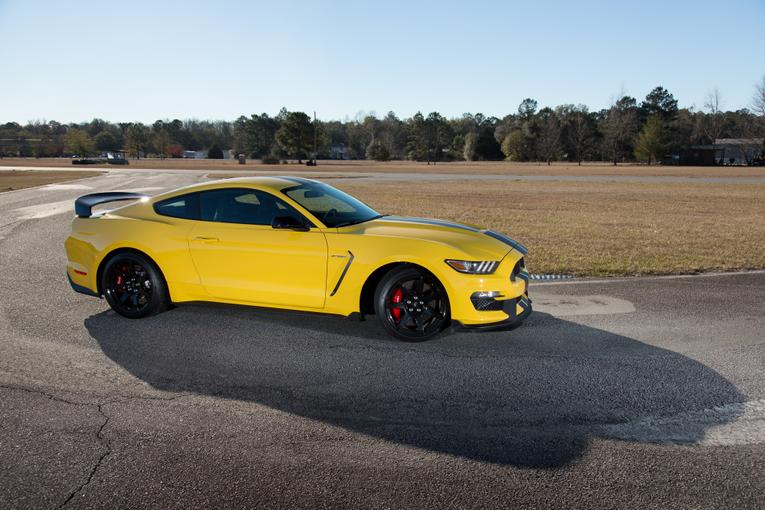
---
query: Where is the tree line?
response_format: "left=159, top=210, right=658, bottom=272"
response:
left=2, top=80, right=765, bottom=165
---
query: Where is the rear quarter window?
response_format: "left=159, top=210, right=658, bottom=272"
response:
left=153, top=193, right=200, bottom=220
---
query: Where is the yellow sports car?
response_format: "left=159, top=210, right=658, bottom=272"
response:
left=65, top=177, right=531, bottom=341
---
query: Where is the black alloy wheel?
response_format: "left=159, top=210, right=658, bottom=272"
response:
left=374, top=266, right=450, bottom=341
left=101, top=253, right=169, bottom=318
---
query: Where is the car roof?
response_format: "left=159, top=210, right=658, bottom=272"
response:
left=151, top=176, right=318, bottom=201
left=204, top=175, right=316, bottom=191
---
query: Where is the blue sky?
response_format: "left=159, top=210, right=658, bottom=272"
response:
left=1, top=0, right=764, bottom=123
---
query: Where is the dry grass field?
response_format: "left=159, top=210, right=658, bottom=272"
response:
left=3, top=157, right=765, bottom=178
left=0, top=170, right=102, bottom=192
left=334, top=180, right=765, bottom=276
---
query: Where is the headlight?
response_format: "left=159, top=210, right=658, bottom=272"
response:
left=445, top=259, right=499, bottom=274
left=510, top=257, right=524, bottom=281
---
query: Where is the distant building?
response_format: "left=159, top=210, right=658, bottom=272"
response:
left=0, top=136, right=56, bottom=157
left=678, top=145, right=721, bottom=166
left=183, top=150, right=208, bottom=159
left=329, top=143, right=348, bottom=160
left=714, top=138, right=764, bottom=165
left=104, top=150, right=129, bottom=165
left=181, top=149, right=233, bottom=159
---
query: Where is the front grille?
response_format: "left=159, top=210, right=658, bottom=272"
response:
left=470, top=297, right=504, bottom=311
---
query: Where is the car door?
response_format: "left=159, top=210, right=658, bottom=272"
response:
left=188, top=187, right=328, bottom=309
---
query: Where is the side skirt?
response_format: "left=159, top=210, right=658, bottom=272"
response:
left=67, top=274, right=101, bottom=298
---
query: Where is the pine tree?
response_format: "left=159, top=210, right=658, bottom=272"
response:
left=634, top=116, right=666, bottom=165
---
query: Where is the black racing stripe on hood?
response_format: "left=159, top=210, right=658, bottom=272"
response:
left=378, top=217, right=527, bottom=254
left=484, top=230, right=528, bottom=255
left=381, top=216, right=480, bottom=232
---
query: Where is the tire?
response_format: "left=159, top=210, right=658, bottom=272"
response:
left=101, top=252, right=169, bottom=319
left=374, top=266, right=450, bottom=341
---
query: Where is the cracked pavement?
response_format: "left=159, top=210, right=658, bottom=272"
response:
left=0, top=171, right=763, bottom=508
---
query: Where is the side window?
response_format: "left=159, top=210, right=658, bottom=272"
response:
left=199, top=188, right=302, bottom=226
left=154, top=193, right=200, bottom=220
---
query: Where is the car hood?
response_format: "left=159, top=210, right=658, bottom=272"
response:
left=342, top=215, right=527, bottom=260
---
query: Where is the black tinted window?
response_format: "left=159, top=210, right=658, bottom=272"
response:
left=199, top=188, right=296, bottom=225
left=154, top=193, right=200, bottom=220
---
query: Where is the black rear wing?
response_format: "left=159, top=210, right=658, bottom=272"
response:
left=74, top=192, right=148, bottom=218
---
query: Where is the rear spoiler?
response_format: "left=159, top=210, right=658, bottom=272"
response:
left=75, top=192, right=148, bottom=218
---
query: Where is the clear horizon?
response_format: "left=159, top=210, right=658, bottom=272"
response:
left=1, top=0, right=764, bottom=124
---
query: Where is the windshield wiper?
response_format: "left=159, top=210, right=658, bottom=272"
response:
left=333, top=214, right=387, bottom=228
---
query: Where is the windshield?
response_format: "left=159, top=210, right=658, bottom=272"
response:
left=282, top=181, right=381, bottom=228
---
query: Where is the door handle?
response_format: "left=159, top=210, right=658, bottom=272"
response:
left=193, top=236, right=219, bottom=243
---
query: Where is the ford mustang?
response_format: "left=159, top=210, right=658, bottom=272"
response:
left=65, top=177, right=531, bottom=341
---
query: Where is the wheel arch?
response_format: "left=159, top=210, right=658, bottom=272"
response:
left=96, top=247, right=168, bottom=297
left=358, top=261, right=447, bottom=316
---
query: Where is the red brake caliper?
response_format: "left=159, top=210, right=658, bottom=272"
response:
left=390, top=287, right=403, bottom=322
left=116, top=263, right=130, bottom=286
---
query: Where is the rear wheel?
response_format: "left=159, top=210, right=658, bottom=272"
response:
left=101, top=253, right=169, bottom=318
left=374, top=266, right=450, bottom=341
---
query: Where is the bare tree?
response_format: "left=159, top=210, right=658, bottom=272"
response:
left=753, top=75, right=765, bottom=116
left=703, top=88, right=724, bottom=156
left=731, top=112, right=762, bottom=165
left=566, top=106, right=595, bottom=165
left=602, top=94, right=639, bottom=165
left=536, top=108, right=561, bottom=165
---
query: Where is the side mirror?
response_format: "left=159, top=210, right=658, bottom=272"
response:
left=272, top=215, right=309, bottom=232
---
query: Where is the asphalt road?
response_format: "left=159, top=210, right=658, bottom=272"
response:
left=0, top=172, right=763, bottom=509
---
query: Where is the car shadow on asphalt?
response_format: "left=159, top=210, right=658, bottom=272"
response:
left=84, top=304, right=744, bottom=469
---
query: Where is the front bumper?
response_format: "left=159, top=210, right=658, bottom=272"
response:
left=453, top=293, right=532, bottom=331
left=444, top=249, right=532, bottom=327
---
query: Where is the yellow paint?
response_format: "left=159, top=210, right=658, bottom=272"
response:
left=64, top=177, right=529, bottom=325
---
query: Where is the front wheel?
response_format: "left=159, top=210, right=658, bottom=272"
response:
left=374, top=266, right=450, bottom=341
left=101, top=253, right=169, bottom=318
